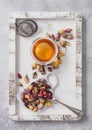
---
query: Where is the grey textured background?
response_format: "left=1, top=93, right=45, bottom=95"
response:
left=0, top=0, right=92, bottom=130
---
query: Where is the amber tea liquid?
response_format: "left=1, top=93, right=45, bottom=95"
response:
left=32, top=39, right=56, bottom=62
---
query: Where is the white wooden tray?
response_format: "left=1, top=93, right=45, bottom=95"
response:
left=9, top=12, right=82, bottom=121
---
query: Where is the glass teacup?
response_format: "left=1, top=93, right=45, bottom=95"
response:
left=31, top=38, right=58, bottom=65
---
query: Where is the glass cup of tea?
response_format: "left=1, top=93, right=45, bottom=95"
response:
left=31, top=37, right=58, bottom=65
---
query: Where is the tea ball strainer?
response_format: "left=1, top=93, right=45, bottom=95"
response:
left=16, top=19, right=38, bottom=37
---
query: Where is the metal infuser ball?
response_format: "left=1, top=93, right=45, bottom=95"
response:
left=16, top=20, right=38, bottom=37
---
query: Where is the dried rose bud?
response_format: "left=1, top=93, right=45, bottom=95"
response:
left=40, top=78, right=47, bottom=84
left=31, top=82, right=38, bottom=86
left=58, top=59, right=62, bottom=64
left=57, top=44, right=60, bottom=49
left=56, top=34, right=61, bottom=41
left=45, top=101, right=52, bottom=107
left=35, top=99, right=40, bottom=104
left=39, top=86, right=46, bottom=89
left=33, top=86, right=38, bottom=93
left=25, top=88, right=30, bottom=93
left=60, top=41, right=64, bottom=47
left=18, top=82, right=23, bottom=86
left=47, top=67, right=52, bottom=72
left=28, top=85, right=33, bottom=90
left=40, top=65, right=45, bottom=75
left=60, top=41, right=66, bottom=47
left=58, top=50, right=65, bottom=57
left=66, top=41, right=71, bottom=46
left=38, top=90, right=43, bottom=98
left=46, top=32, right=51, bottom=38
left=64, top=28, right=72, bottom=33
left=51, top=34, right=55, bottom=40
left=46, top=90, right=53, bottom=99
left=18, top=73, right=22, bottom=79
left=67, top=35, right=73, bottom=40
left=52, top=60, right=59, bottom=68
left=29, top=105, right=34, bottom=110
left=62, top=33, right=67, bottom=38
left=32, top=62, right=37, bottom=69
left=24, top=75, right=29, bottom=84
left=37, top=103, right=44, bottom=110
left=33, top=107, right=38, bottom=112
left=45, top=83, right=51, bottom=89
left=36, top=64, right=41, bottom=71
left=58, top=29, right=65, bottom=35
left=32, top=72, right=37, bottom=79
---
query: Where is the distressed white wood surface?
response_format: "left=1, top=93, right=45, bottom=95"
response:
left=9, top=12, right=82, bottom=121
